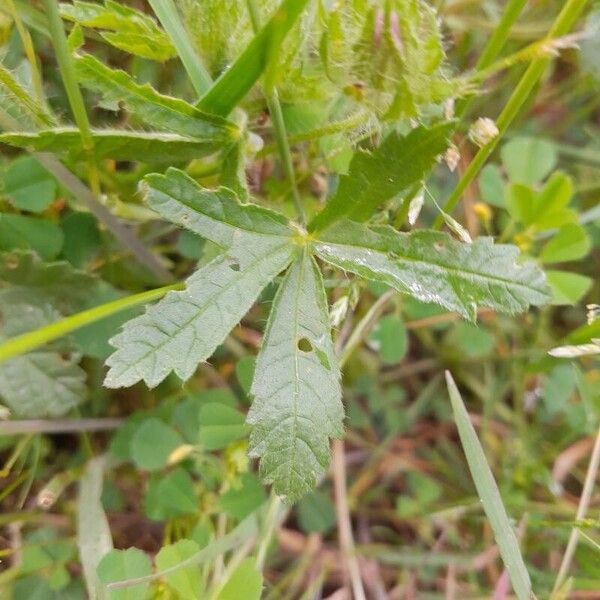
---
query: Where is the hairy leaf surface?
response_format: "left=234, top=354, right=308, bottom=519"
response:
left=142, top=168, right=293, bottom=248
left=247, top=250, right=343, bottom=502
left=104, top=241, right=295, bottom=388
left=0, top=302, right=86, bottom=418
left=60, top=0, right=176, bottom=61
left=74, top=54, right=235, bottom=140
left=0, top=253, right=95, bottom=417
left=0, top=65, right=54, bottom=129
left=309, top=123, right=453, bottom=232
left=0, top=347, right=87, bottom=418
left=0, top=251, right=97, bottom=313
left=0, top=129, right=222, bottom=162
left=313, top=221, right=550, bottom=319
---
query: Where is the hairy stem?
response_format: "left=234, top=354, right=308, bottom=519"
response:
left=42, top=0, right=100, bottom=195
left=245, top=0, right=306, bottom=225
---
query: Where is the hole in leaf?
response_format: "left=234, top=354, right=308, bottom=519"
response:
left=297, top=337, right=313, bottom=352
left=434, top=241, right=445, bottom=251
left=228, top=260, right=241, bottom=272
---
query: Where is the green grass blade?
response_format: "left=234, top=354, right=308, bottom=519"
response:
left=0, top=283, right=181, bottom=364
left=77, top=456, right=113, bottom=600
left=147, top=0, right=212, bottom=97
left=445, top=371, right=533, bottom=600
left=197, top=0, right=309, bottom=116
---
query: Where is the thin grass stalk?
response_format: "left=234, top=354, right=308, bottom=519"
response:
left=245, top=0, right=306, bottom=225
left=148, top=0, right=213, bottom=97
left=551, top=424, right=600, bottom=596
left=41, top=0, right=100, bottom=195
left=436, top=0, right=589, bottom=227
left=0, top=283, right=182, bottom=364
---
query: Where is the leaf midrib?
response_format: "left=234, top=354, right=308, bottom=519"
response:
left=110, top=243, right=292, bottom=381
left=152, top=189, right=295, bottom=242
left=313, top=238, right=546, bottom=297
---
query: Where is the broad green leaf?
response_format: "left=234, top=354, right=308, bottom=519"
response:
left=61, top=212, right=102, bottom=268
left=216, top=558, right=262, bottom=600
left=155, top=540, right=202, bottom=600
left=369, top=314, right=408, bottom=364
left=197, top=403, right=248, bottom=450
left=546, top=270, right=592, bottom=305
left=309, top=122, right=453, bottom=232
left=99, top=30, right=175, bottom=61
left=60, top=0, right=176, bottom=61
left=0, top=128, right=222, bottom=162
left=4, top=156, right=57, bottom=213
left=0, top=251, right=97, bottom=313
left=0, top=64, right=54, bottom=129
left=104, top=242, right=295, bottom=388
left=130, top=418, right=183, bottom=470
left=478, top=164, right=506, bottom=208
left=150, top=468, right=198, bottom=518
left=141, top=168, right=294, bottom=248
left=74, top=54, right=235, bottom=140
left=217, top=473, right=267, bottom=520
left=508, top=173, right=576, bottom=229
left=247, top=250, right=343, bottom=502
left=501, top=136, right=557, bottom=186
left=0, top=213, right=63, bottom=260
left=0, top=344, right=87, bottom=418
left=540, top=223, right=591, bottom=264
left=450, top=322, right=495, bottom=358
left=313, top=221, right=551, bottom=320
left=77, top=456, right=113, bottom=600
left=235, top=356, right=256, bottom=396
left=97, top=548, right=152, bottom=600
left=198, top=0, right=310, bottom=116
left=445, top=372, right=532, bottom=600
left=0, top=254, right=95, bottom=418
left=506, top=183, right=536, bottom=226
left=297, top=490, right=336, bottom=534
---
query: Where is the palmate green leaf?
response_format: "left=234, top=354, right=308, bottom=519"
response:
left=104, top=240, right=294, bottom=388
left=309, top=122, right=454, bottom=232
left=247, top=249, right=343, bottom=502
left=0, top=301, right=87, bottom=419
left=0, top=347, right=86, bottom=418
left=0, top=253, right=95, bottom=418
left=0, top=251, right=97, bottom=313
left=73, top=54, right=236, bottom=140
left=0, top=129, right=222, bottom=162
left=198, top=0, right=311, bottom=116
left=312, top=220, right=550, bottom=320
left=105, top=169, right=296, bottom=388
left=60, top=0, right=176, bottom=61
left=0, top=64, right=54, bottom=129
left=142, top=168, right=293, bottom=247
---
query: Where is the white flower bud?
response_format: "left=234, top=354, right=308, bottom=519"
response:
left=444, top=145, right=460, bottom=172
left=408, top=191, right=424, bottom=225
left=329, top=296, right=349, bottom=328
left=469, top=117, right=499, bottom=147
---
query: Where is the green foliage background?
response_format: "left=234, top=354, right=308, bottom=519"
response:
left=0, top=0, right=599, bottom=598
